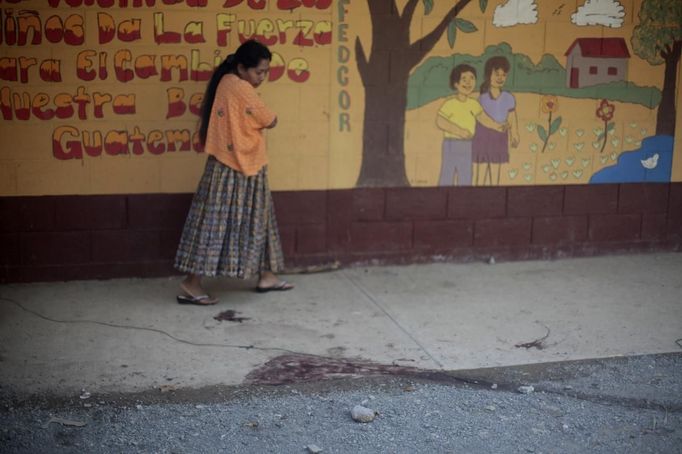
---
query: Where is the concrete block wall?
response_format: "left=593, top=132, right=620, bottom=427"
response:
left=1, top=183, right=681, bottom=283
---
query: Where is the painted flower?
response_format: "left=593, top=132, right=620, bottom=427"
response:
left=596, top=99, right=615, bottom=122
left=540, top=95, right=559, bottom=114
left=537, top=94, right=562, bottom=153
left=595, top=99, right=616, bottom=153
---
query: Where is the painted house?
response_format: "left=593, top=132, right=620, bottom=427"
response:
left=565, top=38, right=630, bottom=88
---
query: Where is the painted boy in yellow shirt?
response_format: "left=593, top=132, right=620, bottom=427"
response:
left=437, top=64, right=507, bottom=186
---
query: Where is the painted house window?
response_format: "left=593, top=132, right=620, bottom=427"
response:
left=608, top=67, right=618, bottom=75
left=589, top=66, right=598, bottom=75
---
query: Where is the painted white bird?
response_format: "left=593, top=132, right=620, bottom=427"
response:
left=641, top=153, right=659, bottom=170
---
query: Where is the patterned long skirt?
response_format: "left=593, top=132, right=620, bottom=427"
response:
left=174, top=156, right=284, bottom=278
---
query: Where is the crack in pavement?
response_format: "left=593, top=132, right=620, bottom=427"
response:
left=342, top=270, right=443, bottom=369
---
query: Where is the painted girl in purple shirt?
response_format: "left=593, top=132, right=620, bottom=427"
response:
left=472, top=56, right=520, bottom=185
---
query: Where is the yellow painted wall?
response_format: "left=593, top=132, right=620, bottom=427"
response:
left=0, top=0, right=679, bottom=195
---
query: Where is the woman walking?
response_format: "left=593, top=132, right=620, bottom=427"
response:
left=174, top=40, right=293, bottom=305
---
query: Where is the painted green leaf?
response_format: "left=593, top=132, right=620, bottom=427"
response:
left=606, top=122, right=615, bottom=132
left=632, top=0, right=682, bottom=66
left=597, top=133, right=605, bottom=140
left=537, top=125, right=548, bottom=142
left=479, top=0, right=488, bottom=12
left=455, top=18, right=478, bottom=33
left=448, top=20, right=457, bottom=48
left=423, top=0, right=433, bottom=15
left=549, top=116, right=562, bottom=135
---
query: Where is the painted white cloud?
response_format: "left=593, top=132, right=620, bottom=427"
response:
left=572, top=0, right=625, bottom=28
left=493, top=0, right=539, bottom=27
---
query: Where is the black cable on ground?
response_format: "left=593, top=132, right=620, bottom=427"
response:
left=0, top=296, right=303, bottom=356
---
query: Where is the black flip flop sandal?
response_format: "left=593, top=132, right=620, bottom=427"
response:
left=255, top=281, right=294, bottom=293
left=176, top=294, right=218, bottom=305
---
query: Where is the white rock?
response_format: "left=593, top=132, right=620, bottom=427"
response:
left=351, top=405, right=376, bottom=423
left=518, top=385, right=535, bottom=394
left=491, top=383, right=498, bottom=389
left=306, top=444, right=323, bottom=453
left=484, top=405, right=496, bottom=412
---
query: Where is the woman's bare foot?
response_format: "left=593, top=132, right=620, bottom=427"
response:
left=178, top=275, right=218, bottom=305
left=256, top=271, right=294, bottom=293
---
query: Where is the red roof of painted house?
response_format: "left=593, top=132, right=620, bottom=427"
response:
left=565, top=38, right=630, bottom=58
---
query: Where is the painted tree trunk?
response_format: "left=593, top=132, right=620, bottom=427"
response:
left=656, top=44, right=681, bottom=136
left=355, top=5, right=411, bottom=187
left=356, top=74, right=410, bottom=187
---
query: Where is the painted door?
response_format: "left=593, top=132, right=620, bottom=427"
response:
left=570, top=68, right=580, bottom=88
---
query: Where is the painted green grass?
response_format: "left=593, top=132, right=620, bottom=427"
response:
left=407, top=43, right=662, bottom=110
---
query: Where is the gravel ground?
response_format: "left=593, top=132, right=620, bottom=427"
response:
left=2, top=374, right=681, bottom=454
left=534, top=354, right=682, bottom=410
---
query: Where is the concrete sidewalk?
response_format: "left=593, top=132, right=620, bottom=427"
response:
left=1, top=253, right=681, bottom=396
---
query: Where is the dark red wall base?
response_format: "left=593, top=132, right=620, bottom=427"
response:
left=2, top=183, right=681, bottom=283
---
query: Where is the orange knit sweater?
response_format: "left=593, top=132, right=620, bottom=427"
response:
left=203, top=74, right=276, bottom=176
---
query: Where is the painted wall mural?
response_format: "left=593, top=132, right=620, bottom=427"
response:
left=0, top=0, right=680, bottom=196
